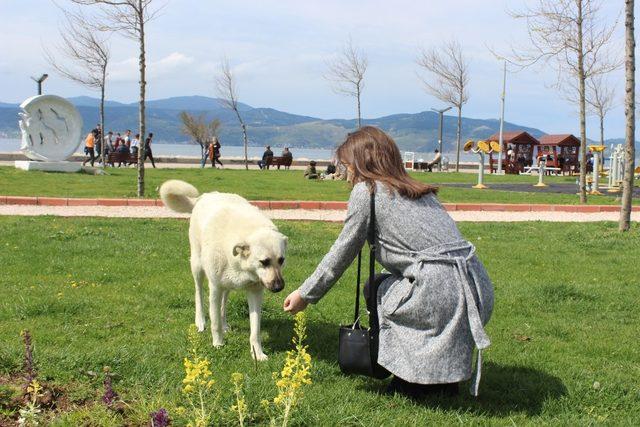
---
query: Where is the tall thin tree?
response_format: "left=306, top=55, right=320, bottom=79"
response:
left=45, top=10, right=110, bottom=166
left=326, top=38, right=368, bottom=128
left=70, top=0, right=160, bottom=196
left=216, top=58, right=249, bottom=170
left=417, top=39, right=470, bottom=172
left=506, top=0, right=619, bottom=203
left=620, top=0, right=635, bottom=231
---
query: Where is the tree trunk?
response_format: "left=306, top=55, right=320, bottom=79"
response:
left=620, top=0, right=636, bottom=231
left=599, top=111, right=604, bottom=146
left=99, top=83, right=105, bottom=167
left=455, top=105, right=462, bottom=172
left=356, top=85, right=362, bottom=129
left=136, top=4, right=146, bottom=197
left=577, top=1, right=588, bottom=204
left=234, top=109, right=249, bottom=170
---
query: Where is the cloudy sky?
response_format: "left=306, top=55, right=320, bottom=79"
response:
left=0, top=0, right=632, bottom=138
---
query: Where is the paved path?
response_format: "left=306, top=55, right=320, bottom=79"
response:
left=443, top=182, right=640, bottom=198
left=1, top=204, right=637, bottom=222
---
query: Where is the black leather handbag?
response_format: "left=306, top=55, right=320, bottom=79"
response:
left=338, top=191, right=391, bottom=379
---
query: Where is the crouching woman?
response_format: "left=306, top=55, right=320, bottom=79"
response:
left=283, top=126, right=494, bottom=397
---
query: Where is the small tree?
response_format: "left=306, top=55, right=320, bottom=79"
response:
left=620, top=0, right=635, bottom=231
left=45, top=9, right=110, bottom=165
left=326, top=38, right=368, bottom=128
left=216, top=58, right=249, bottom=170
left=70, top=0, right=160, bottom=196
left=179, top=111, right=221, bottom=168
left=417, top=40, right=470, bottom=172
left=506, top=0, right=619, bottom=203
left=586, top=75, right=616, bottom=147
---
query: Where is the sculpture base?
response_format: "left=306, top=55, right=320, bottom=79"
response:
left=15, top=160, right=82, bottom=173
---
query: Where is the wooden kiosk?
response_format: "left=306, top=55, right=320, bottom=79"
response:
left=488, top=131, right=540, bottom=174
left=536, top=134, right=581, bottom=175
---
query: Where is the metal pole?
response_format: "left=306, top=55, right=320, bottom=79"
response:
left=431, top=106, right=452, bottom=172
left=37, top=82, right=42, bottom=95
left=497, top=60, right=506, bottom=174
left=437, top=112, right=444, bottom=171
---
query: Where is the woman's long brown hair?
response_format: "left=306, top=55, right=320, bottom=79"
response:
left=336, top=126, right=438, bottom=199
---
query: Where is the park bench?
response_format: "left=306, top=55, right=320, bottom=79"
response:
left=521, top=165, right=561, bottom=176
left=107, top=151, right=138, bottom=167
left=266, top=156, right=293, bottom=170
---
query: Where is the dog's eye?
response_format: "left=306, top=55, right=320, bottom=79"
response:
left=260, top=259, right=270, bottom=267
left=278, top=257, right=285, bottom=265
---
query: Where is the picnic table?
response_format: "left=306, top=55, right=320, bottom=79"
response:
left=520, top=165, right=561, bottom=176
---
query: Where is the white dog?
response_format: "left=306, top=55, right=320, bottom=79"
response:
left=160, top=180, right=287, bottom=361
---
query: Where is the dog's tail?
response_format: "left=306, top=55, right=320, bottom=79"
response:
left=159, top=180, right=199, bottom=213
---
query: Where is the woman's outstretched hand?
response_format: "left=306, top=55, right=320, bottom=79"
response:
left=283, top=290, right=308, bottom=314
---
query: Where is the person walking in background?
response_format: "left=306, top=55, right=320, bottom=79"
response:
left=143, top=132, right=156, bottom=168
left=82, top=130, right=97, bottom=167
left=258, top=145, right=273, bottom=169
left=210, top=137, right=223, bottom=168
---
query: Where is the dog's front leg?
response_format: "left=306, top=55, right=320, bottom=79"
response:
left=191, top=262, right=206, bottom=332
left=247, top=288, right=267, bottom=361
left=209, top=283, right=224, bottom=347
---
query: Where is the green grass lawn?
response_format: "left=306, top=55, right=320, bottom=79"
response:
left=1, top=166, right=636, bottom=205
left=0, top=217, right=638, bottom=425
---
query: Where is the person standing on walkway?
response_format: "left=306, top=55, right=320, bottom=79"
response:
left=82, top=130, right=97, bottom=167
left=208, top=137, right=223, bottom=168
left=283, top=126, right=494, bottom=399
left=143, top=132, right=156, bottom=168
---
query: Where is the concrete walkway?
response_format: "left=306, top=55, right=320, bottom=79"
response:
left=1, top=203, right=637, bottom=222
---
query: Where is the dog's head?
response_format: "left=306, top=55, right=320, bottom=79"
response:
left=232, top=228, right=288, bottom=293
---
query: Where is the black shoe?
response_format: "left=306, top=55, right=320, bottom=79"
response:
left=386, top=377, right=459, bottom=399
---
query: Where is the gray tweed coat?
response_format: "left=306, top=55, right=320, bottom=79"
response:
left=298, top=182, right=494, bottom=395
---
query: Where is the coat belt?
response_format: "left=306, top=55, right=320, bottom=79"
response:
left=408, top=240, right=491, bottom=396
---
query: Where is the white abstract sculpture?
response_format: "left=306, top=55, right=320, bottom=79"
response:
left=16, top=95, right=83, bottom=172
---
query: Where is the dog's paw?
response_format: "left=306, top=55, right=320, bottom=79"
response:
left=251, top=347, right=269, bottom=362
left=252, top=351, right=268, bottom=362
left=196, top=321, right=206, bottom=332
left=211, top=334, right=224, bottom=347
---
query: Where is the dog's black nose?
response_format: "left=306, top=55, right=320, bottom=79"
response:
left=270, top=281, right=285, bottom=293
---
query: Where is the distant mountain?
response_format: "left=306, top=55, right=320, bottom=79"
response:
left=0, top=94, right=611, bottom=152
left=67, top=96, right=128, bottom=108
left=143, top=96, right=253, bottom=112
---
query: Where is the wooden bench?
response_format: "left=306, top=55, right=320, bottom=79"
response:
left=266, top=156, right=293, bottom=170
left=107, top=151, right=138, bottom=167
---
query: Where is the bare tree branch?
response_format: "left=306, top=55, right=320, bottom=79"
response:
left=416, top=39, right=470, bottom=172
left=503, top=0, right=620, bottom=204
left=180, top=111, right=221, bottom=167
left=216, top=57, right=250, bottom=169
left=69, top=0, right=161, bottom=196
left=46, top=7, right=110, bottom=165
left=325, top=38, right=368, bottom=128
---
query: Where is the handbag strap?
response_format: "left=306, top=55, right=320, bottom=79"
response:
left=353, top=189, right=376, bottom=326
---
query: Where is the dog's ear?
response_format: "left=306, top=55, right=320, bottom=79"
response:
left=232, top=243, right=250, bottom=258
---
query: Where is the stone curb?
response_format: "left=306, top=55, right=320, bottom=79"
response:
left=1, top=196, right=638, bottom=213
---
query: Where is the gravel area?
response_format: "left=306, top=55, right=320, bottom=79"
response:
left=0, top=205, right=637, bottom=222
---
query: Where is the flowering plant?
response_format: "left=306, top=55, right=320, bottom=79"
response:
left=182, top=325, right=216, bottom=427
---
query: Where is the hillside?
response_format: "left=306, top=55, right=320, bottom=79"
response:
left=0, top=95, right=551, bottom=152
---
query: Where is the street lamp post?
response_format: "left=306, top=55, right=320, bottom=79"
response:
left=497, top=60, right=506, bottom=175
left=431, top=106, right=452, bottom=171
left=31, top=74, right=49, bottom=95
